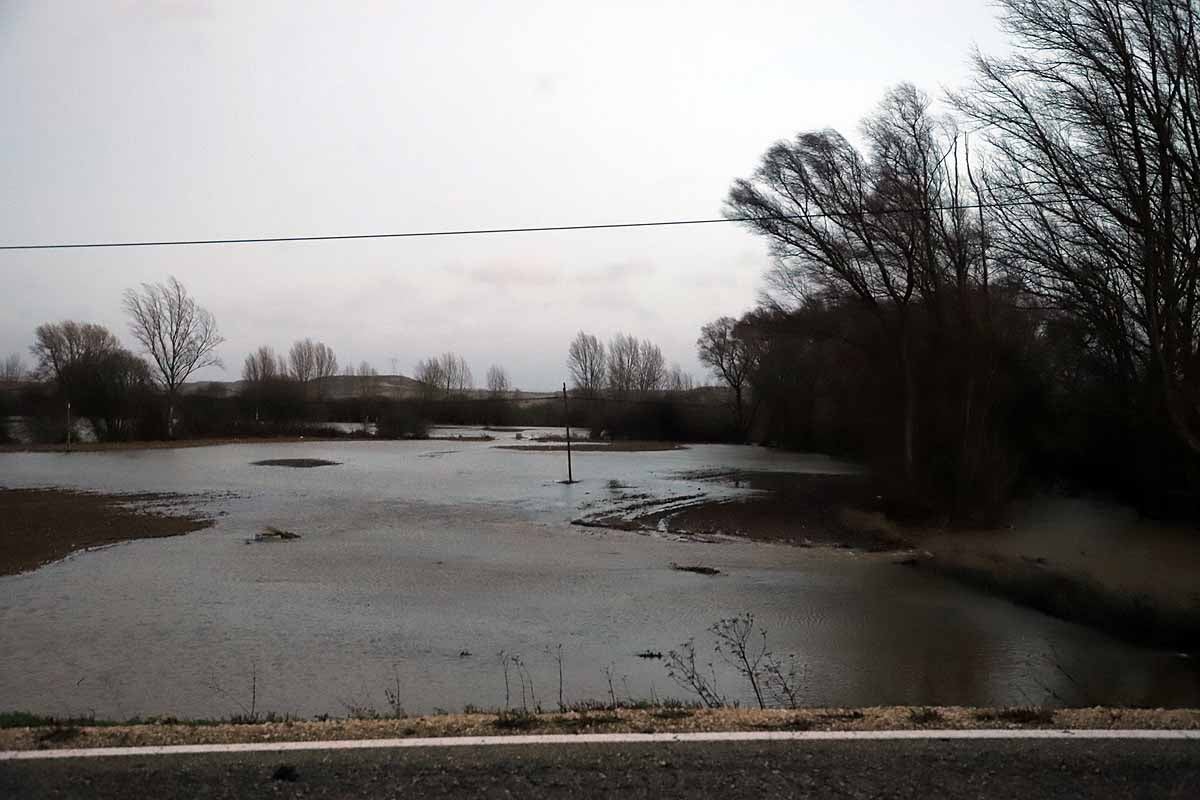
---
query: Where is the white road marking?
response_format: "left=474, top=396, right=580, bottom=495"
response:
left=3, top=729, right=1199, bottom=761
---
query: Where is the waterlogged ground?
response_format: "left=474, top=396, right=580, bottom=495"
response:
left=1, top=429, right=1197, bottom=719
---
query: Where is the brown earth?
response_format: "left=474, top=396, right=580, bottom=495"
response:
left=0, top=488, right=214, bottom=576
left=633, top=471, right=1200, bottom=649
left=0, top=436, right=347, bottom=454
left=651, top=472, right=902, bottom=550
left=498, top=441, right=686, bottom=453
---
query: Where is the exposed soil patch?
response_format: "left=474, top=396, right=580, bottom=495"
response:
left=0, top=488, right=214, bottom=576
left=0, top=436, right=346, bottom=454
left=632, top=471, right=907, bottom=551
left=251, top=458, right=340, bottom=468
left=498, top=441, right=685, bottom=453
left=1, top=706, right=1196, bottom=751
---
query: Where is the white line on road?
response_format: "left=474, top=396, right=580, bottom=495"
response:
left=3, top=729, right=1199, bottom=761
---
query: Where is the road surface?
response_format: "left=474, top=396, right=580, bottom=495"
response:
left=3, top=736, right=1199, bottom=798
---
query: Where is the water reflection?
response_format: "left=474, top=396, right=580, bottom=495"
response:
left=0, top=437, right=1196, bottom=717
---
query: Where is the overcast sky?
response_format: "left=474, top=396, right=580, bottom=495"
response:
left=1, top=0, right=1008, bottom=389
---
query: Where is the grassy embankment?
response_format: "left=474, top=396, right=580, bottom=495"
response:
left=2, top=705, right=1198, bottom=751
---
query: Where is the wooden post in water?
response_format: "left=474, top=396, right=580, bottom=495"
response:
left=562, top=382, right=573, bottom=483
left=65, top=400, right=72, bottom=453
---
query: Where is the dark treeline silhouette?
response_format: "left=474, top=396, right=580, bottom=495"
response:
left=708, top=0, right=1200, bottom=521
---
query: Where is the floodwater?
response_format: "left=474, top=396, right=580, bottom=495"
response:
left=1, top=430, right=1197, bottom=719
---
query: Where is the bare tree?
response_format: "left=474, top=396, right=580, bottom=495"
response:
left=288, top=338, right=338, bottom=399
left=414, top=357, right=447, bottom=401
left=242, top=346, right=281, bottom=384
left=437, top=352, right=473, bottom=397
left=123, top=276, right=223, bottom=437
left=30, top=321, right=122, bottom=385
left=28, top=321, right=151, bottom=439
left=1, top=353, right=24, bottom=382
left=698, top=316, right=757, bottom=431
left=635, top=339, right=666, bottom=394
left=607, top=333, right=641, bottom=397
left=486, top=364, right=511, bottom=397
left=288, top=339, right=317, bottom=384
left=312, top=340, right=340, bottom=383
left=954, top=0, right=1200, bottom=456
left=567, top=331, right=606, bottom=398
left=353, top=361, right=378, bottom=431
left=726, top=84, right=980, bottom=480
left=241, top=346, right=282, bottom=422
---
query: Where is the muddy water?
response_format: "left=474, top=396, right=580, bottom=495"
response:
left=1, top=434, right=1196, bottom=718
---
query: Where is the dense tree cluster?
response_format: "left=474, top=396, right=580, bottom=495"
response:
left=705, top=0, right=1200, bottom=519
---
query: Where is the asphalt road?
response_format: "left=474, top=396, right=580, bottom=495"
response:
left=3, top=739, right=1198, bottom=798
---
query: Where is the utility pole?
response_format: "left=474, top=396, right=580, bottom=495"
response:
left=562, top=382, right=574, bottom=483
left=65, top=400, right=72, bottom=453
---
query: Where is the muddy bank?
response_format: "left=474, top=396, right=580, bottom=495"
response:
left=0, top=436, right=348, bottom=454
left=662, top=472, right=902, bottom=550
left=910, top=551, right=1200, bottom=652
left=578, top=471, right=903, bottom=551
left=1, top=705, right=1197, bottom=751
left=893, top=517, right=1200, bottom=652
left=499, top=441, right=686, bottom=453
left=588, top=471, right=1200, bottom=650
left=0, top=488, right=214, bottom=576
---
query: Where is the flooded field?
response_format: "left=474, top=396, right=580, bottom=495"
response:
left=1, top=430, right=1197, bottom=718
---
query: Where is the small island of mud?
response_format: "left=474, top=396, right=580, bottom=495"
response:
left=498, top=441, right=685, bottom=453
left=0, top=488, right=214, bottom=576
left=575, top=470, right=904, bottom=551
left=251, top=458, right=341, bottom=468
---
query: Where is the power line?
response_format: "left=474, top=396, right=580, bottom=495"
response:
left=0, top=197, right=1077, bottom=251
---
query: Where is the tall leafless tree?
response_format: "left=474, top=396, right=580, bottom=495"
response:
left=607, top=332, right=641, bottom=397
left=726, top=84, right=984, bottom=481
left=954, top=0, right=1200, bottom=456
left=414, top=357, right=447, bottom=401
left=242, top=346, right=281, bottom=384
left=698, top=316, right=759, bottom=431
left=353, top=361, right=378, bottom=431
left=242, top=345, right=283, bottom=422
left=635, top=339, right=666, bottom=394
left=312, top=340, right=340, bottom=381
left=288, top=339, right=317, bottom=384
left=567, top=331, right=606, bottom=398
left=435, top=352, right=473, bottom=397
left=288, top=338, right=339, bottom=399
left=123, top=276, right=223, bottom=437
left=486, top=364, right=511, bottom=397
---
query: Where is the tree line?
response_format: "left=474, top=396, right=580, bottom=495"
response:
left=0, top=273, right=548, bottom=441
left=1, top=277, right=223, bottom=442
left=567, top=331, right=695, bottom=398
left=695, top=0, right=1200, bottom=521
